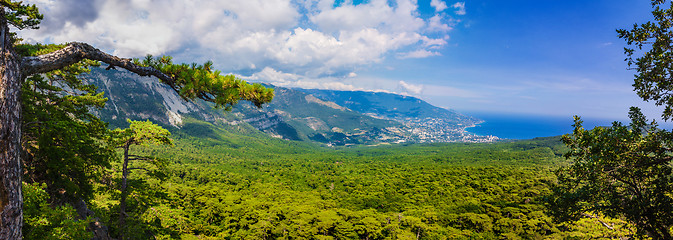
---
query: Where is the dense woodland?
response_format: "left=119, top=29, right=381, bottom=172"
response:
left=22, top=115, right=639, bottom=239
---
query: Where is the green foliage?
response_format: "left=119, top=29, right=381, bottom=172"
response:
left=113, top=119, right=173, bottom=147
left=15, top=43, right=67, bottom=56
left=84, top=121, right=629, bottom=239
left=545, top=0, right=673, bottom=238
left=134, top=55, right=274, bottom=110
left=21, top=44, right=112, bottom=200
left=23, top=182, right=92, bottom=240
left=618, top=0, right=673, bottom=120
left=550, top=107, right=673, bottom=238
left=10, top=5, right=271, bottom=238
left=13, top=39, right=629, bottom=238
left=0, top=0, right=42, bottom=30
left=110, top=119, right=173, bottom=239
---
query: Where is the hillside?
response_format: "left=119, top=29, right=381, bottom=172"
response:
left=300, top=89, right=496, bottom=143
left=299, top=88, right=476, bottom=123
left=82, top=67, right=496, bottom=145
left=86, top=124, right=631, bottom=239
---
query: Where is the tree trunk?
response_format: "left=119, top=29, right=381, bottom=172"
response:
left=119, top=143, right=130, bottom=240
left=0, top=7, right=24, bottom=240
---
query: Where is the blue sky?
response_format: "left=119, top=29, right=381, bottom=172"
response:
left=18, top=0, right=662, bottom=121
left=410, top=0, right=655, bottom=120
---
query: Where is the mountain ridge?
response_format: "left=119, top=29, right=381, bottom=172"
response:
left=82, top=67, right=498, bottom=145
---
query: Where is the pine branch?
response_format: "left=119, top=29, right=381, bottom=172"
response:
left=20, top=42, right=179, bottom=91
left=19, top=42, right=273, bottom=108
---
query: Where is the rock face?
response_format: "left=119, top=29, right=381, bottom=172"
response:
left=72, top=199, right=112, bottom=240
left=83, top=67, right=497, bottom=145
left=83, top=68, right=199, bottom=128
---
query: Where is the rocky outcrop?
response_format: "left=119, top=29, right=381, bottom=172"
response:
left=73, top=199, right=113, bottom=240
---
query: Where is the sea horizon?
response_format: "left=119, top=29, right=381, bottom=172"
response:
left=461, top=111, right=673, bottom=140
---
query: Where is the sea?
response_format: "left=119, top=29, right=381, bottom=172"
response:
left=463, top=112, right=638, bottom=140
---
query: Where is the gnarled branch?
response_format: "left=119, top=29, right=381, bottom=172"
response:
left=20, top=42, right=178, bottom=90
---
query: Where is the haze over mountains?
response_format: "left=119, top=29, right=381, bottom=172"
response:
left=83, top=67, right=499, bottom=146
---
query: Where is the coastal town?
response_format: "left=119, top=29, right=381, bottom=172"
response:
left=397, top=117, right=500, bottom=143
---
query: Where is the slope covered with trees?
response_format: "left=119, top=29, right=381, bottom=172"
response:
left=81, top=126, right=635, bottom=239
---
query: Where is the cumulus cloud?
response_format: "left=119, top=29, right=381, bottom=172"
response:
left=397, top=49, right=441, bottom=59
left=397, top=81, right=424, bottom=95
left=452, top=2, right=466, bottom=15
left=245, top=67, right=404, bottom=94
left=245, top=67, right=302, bottom=85
left=246, top=67, right=366, bottom=91
left=430, top=0, right=448, bottom=12
left=19, top=0, right=465, bottom=93
left=33, top=0, right=105, bottom=32
left=427, top=15, right=452, bottom=32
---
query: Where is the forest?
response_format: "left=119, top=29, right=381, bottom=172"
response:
left=22, top=116, right=638, bottom=239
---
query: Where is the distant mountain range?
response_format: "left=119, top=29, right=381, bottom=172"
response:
left=82, top=67, right=498, bottom=145
left=299, top=89, right=473, bottom=122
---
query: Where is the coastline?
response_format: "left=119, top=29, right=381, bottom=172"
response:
left=462, top=113, right=618, bottom=140
left=465, top=117, right=566, bottom=140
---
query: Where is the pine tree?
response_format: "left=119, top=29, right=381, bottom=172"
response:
left=110, top=120, right=172, bottom=240
left=20, top=44, right=112, bottom=202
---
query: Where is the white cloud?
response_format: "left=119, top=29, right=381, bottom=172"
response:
left=397, top=49, right=441, bottom=59
left=428, top=15, right=452, bottom=32
left=246, top=67, right=401, bottom=94
left=20, top=0, right=458, bottom=78
left=430, top=0, right=448, bottom=12
left=398, top=81, right=424, bottom=95
left=452, top=2, right=466, bottom=15
left=19, top=0, right=468, bottom=99
left=245, top=67, right=302, bottom=85
left=421, top=35, right=449, bottom=48
left=246, top=67, right=367, bottom=91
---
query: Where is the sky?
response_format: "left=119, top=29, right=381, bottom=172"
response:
left=17, top=0, right=663, bottom=121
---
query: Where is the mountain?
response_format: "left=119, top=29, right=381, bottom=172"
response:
left=299, top=89, right=475, bottom=123
left=82, top=67, right=497, bottom=145
left=298, top=89, right=495, bottom=142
